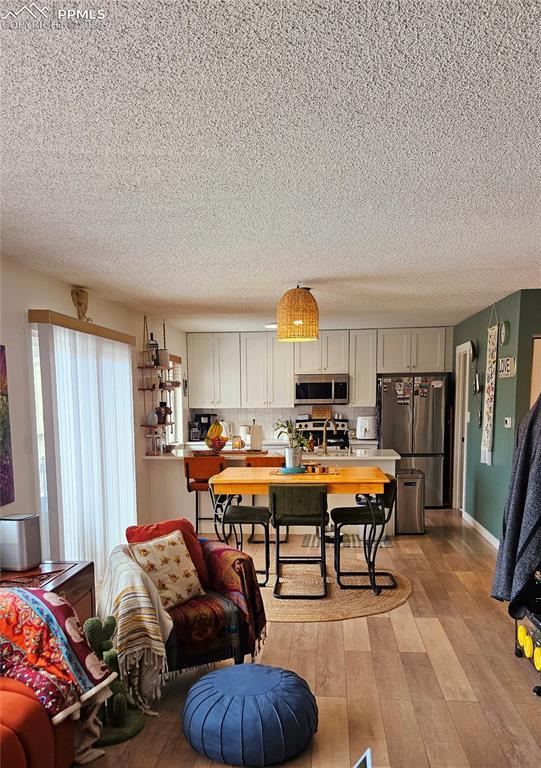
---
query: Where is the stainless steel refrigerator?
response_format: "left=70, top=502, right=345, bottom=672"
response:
left=378, top=375, right=447, bottom=506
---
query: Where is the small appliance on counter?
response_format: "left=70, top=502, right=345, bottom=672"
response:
left=356, top=416, right=376, bottom=440
left=191, top=413, right=218, bottom=441
left=0, top=514, right=41, bottom=571
left=188, top=421, right=202, bottom=441
left=219, top=420, right=233, bottom=438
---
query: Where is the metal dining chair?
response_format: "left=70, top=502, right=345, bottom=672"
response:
left=268, top=484, right=329, bottom=599
left=220, top=500, right=271, bottom=586
left=331, top=474, right=397, bottom=595
left=245, top=456, right=288, bottom=544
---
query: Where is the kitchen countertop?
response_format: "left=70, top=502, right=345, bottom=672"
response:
left=183, top=439, right=378, bottom=447
left=303, top=448, right=400, bottom=461
left=144, top=447, right=400, bottom=461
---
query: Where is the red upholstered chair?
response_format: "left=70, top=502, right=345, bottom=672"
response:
left=184, top=456, right=225, bottom=534
left=0, top=678, right=75, bottom=768
left=125, top=519, right=266, bottom=672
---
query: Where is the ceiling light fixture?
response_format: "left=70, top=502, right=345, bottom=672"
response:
left=277, top=284, right=319, bottom=342
left=264, top=323, right=278, bottom=329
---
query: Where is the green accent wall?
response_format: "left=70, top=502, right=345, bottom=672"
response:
left=453, top=289, right=541, bottom=540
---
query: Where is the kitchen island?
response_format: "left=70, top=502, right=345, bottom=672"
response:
left=144, top=446, right=400, bottom=534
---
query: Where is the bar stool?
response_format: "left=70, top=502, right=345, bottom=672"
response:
left=331, top=474, right=397, bottom=595
left=245, top=456, right=287, bottom=543
left=269, top=484, right=329, bottom=599
left=184, top=456, right=227, bottom=536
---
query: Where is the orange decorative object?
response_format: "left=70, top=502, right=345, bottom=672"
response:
left=0, top=679, right=74, bottom=768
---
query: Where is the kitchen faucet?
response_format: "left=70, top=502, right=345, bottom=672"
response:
left=322, top=418, right=337, bottom=454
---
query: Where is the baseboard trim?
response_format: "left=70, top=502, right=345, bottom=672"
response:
left=461, top=510, right=500, bottom=550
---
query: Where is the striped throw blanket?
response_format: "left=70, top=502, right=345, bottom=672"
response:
left=98, top=545, right=173, bottom=703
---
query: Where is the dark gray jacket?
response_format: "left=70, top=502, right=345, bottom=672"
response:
left=492, top=394, right=541, bottom=618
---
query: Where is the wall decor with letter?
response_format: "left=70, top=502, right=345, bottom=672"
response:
left=498, top=356, right=516, bottom=379
left=0, top=345, right=15, bottom=505
left=481, top=325, right=498, bottom=465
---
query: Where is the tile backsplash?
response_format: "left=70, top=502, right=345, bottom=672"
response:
left=188, top=405, right=375, bottom=440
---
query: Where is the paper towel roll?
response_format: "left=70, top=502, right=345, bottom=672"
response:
left=250, top=423, right=263, bottom=451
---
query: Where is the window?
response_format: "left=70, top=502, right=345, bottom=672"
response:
left=170, top=357, right=184, bottom=444
left=34, top=323, right=137, bottom=580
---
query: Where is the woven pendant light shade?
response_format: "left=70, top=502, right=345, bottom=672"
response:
left=277, top=286, right=319, bottom=342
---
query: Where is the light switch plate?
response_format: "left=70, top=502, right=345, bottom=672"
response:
left=504, top=417, right=513, bottom=429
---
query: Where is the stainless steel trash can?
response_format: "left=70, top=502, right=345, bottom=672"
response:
left=396, top=470, right=425, bottom=534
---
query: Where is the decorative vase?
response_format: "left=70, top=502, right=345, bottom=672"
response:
left=285, top=447, right=302, bottom=468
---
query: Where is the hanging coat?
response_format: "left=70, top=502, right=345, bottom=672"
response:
left=492, top=394, right=541, bottom=618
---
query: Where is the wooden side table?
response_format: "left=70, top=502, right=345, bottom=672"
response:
left=0, top=560, right=95, bottom=623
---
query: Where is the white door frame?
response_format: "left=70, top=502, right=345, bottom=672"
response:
left=453, top=342, right=471, bottom=510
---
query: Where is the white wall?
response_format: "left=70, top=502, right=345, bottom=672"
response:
left=0, top=256, right=187, bottom=525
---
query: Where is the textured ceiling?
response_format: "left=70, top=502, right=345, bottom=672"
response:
left=1, top=0, right=540, bottom=331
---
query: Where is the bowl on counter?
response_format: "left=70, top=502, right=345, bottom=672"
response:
left=205, top=436, right=228, bottom=454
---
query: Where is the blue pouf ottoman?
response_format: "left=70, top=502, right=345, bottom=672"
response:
left=182, top=664, right=318, bottom=766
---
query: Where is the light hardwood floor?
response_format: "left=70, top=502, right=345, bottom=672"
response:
left=101, top=510, right=541, bottom=768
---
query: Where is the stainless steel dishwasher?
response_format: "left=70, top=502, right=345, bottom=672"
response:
left=396, top=469, right=425, bottom=534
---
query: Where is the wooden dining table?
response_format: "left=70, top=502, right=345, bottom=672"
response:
left=210, top=465, right=389, bottom=496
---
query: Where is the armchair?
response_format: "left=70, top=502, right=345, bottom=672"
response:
left=165, top=539, right=266, bottom=671
left=106, top=519, right=266, bottom=701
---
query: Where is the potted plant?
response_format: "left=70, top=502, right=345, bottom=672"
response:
left=274, top=419, right=309, bottom=468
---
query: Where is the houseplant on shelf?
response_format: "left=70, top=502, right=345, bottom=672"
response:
left=274, top=419, right=309, bottom=468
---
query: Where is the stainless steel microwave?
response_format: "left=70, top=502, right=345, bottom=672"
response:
left=294, top=374, right=349, bottom=405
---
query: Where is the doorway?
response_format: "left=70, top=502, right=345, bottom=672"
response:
left=453, top=343, right=471, bottom=511
left=530, top=337, right=541, bottom=407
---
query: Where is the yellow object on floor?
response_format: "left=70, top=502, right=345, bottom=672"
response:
left=523, top=633, right=534, bottom=658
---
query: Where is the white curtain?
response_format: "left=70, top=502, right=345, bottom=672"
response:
left=47, top=325, right=136, bottom=579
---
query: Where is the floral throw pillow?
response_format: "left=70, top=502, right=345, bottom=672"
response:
left=130, top=529, right=205, bottom=609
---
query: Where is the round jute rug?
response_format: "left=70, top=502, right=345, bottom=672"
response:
left=253, top=549, right=412, bottom=623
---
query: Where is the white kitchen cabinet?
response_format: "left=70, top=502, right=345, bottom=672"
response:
left=377, top=327, right=447, bottom=373
left=294, top=330, right=349, bottom=373
left=241, top=332, right=294, bottom=408
left=267, top=333, right=294, bottom=407
left=187, top=333, right=215, bottom=408
left=213, top=333, right=241, bottom=407
left=294, top=338, right=322, bottom=374
left=187, top=332, right=240, bottom=408
left=377, top=328, right=412, bottom=373
left=321, top=330, right=349, bottom=373
left=241, top=332, right=268, bottom=408
left=411, top=327, right=446, bottom=373
left=349, top=329, right=377, bottom=406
